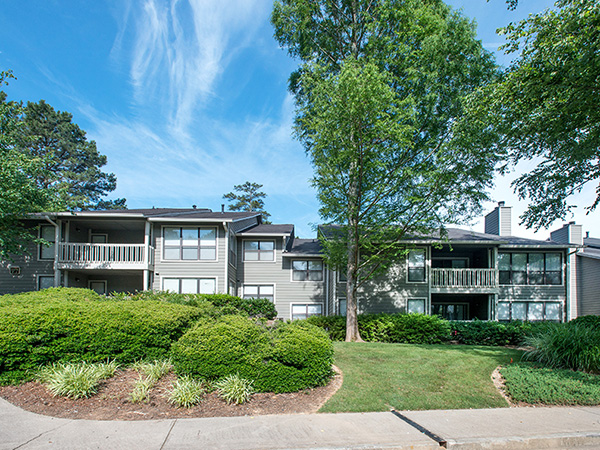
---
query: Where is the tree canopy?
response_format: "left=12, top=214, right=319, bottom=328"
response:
left=459, top=0, right=600, bottom=230
left=0, top=72, right=62, bottom=259
left=16, top=100, right=126, bottom=211
left=223, top=181, right=271, bottom=223
left=273, top=0, right=499, bottom=340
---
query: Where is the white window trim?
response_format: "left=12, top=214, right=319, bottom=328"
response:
left=290, top=302, right=324, bottom=320
left=242, top=239, right=276, bottom=263
left=407, top=298, right=427, bottom=314
left=160, top=225, right=219, bottom=263
left=406, top=248, right=428, bottom=284
left=38, top=224, right=56, bottom=261
left=229, top=231, right=237, bottom=268
left=497, top=300, right=563, bottom=321
left=90, top=233, right=108, bottom=244
left=160, top=276, right=218, bottom=294
left=241, top=283, right=276, bottom=303
left=498, top=251, right=564, bottom=287
left=290, top=259, right=324, bottom=282
left=37, top=274, right=55, bottom=290
left=88, top=280, right=108, bottom=295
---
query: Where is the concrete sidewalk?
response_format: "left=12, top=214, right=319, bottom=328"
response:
left=1, top=397, right=599, bottom=450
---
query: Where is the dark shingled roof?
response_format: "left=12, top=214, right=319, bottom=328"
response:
left=319, top=225, right=571, bottom=247
left=285, top=239, right=323, bottom=256
left=34, top=208, right=260, bottom=221
left=238, top=224, right=294, bottom=235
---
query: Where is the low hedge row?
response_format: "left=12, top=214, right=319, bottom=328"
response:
left=0, top=288, right=205, bottom=384
left=448, top=320, right=558, bottom=346
left=171, top=315, right=333, bottom=393
left=306, top=313, right=450, bottom=344
left=112, top=291, right=277, bottom=319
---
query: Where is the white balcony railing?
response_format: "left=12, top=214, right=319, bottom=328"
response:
left=431, top=268, right=497, bottom=289
left=58, top=243, right=152, bottom=268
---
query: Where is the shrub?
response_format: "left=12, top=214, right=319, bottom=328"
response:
left=0, top=288, right=204, bottom=384
left=307, top=313, right=450, bottom=344
left=523, top=324, right=600, bottom=373
left=111, top=291, right=277, bottom=319
left=38, top=361, right=118, bottom=399
left=171, top=316, right=333, bottom=393
left=168, top=376, right=206, bottom=407
left=130, top=377, right=153, bottom=403
left=570, top=315, right=600, bottom=330
left=501, top=363, right=600, bottom=405
left=449, top=320, right=560, bottom=346
left=214, top=374, right=254, bottom=404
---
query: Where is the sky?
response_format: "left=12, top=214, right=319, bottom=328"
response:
left=0, top=0, right=595, bottom=240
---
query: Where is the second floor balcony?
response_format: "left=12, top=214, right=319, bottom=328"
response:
left=431, top=268, right=497, bottom=290
left=57, top=243, right=154, bottom=270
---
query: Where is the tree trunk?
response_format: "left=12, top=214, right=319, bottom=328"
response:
left=345, top=158, right=363, bottom=342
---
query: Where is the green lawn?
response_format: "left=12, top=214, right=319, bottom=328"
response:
left=320, top=342, right=523, bottom=412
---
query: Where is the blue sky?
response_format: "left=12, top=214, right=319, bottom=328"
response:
left=1, top=0, right=594, bottom=240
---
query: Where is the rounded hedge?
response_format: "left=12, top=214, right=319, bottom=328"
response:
left=171, top=316, right=333, bottom=393
left=0, top=288, right=204, bottom=384
left=307, top=313, right=450, bottom=344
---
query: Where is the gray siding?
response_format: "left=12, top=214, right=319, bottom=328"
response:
left=0, top=241, right=55, bottom=295
left=577, top=255, right=600, bottom=316
left=152, top=222, right=227, bottom=293
left=485, top=207, right=511, bottom=236
left=550, top=226, right=569, bottom=244
left=237, top=238, right=325, bottom=319
left=357, top=261, right=429, bottom=314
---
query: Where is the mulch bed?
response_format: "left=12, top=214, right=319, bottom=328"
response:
left=0, top=367, right=343, bottom=421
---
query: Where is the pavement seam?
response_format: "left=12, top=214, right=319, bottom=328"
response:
left=11, top=419, right=73, bottom=450
left=390, top=410, right=447, bottom=448
left=159, top=419, right=177, bottom=450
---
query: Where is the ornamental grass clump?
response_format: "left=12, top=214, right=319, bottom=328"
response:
left=130, top=359, right=172, bottom=403
left=168, top=376, right=206, bottom=408
left=214, top=374, right=254, bottom=404
left=523, top=324, right=600, bottom=373
left=38, top=361, right=118, bottom=399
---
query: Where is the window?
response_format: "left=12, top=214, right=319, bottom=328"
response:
left=407, top=299, right=426, bottom=314
left=162, top=278, right=216, bottom=294
left=292, top=260, right=323, bottom=281
left=338, top=271, right=347, bottom=282
left=338, top=298, right=347, bottom=316
left=407, top=249, right=426, bottom=282
left=89, top=280, right=107, bottom=295
left=39, top=225, right=56, bottom=260
left=163, top=227, right=216, bottom=261
left=91, top=234, right=107, bottom=244
left=497, top=301, right=562, bottom=321
left=243, top=241, right=274, bottom=261
left=243, top=285, right=274, bottom=302
left=38, top=275, right=54, bottom=290
left=499, top=252, right=562, bottom=285
left=292, top=304, right=322, bottom=320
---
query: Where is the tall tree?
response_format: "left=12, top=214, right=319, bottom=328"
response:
left=16, top=100, right=126, bottom=211
left=459, top=0, right=600, bottom=230
left=273, top=0, right=499, bottom=340
left=223, top=181, right=271, bottom=223
left=0, top=72, right=62, bottom=259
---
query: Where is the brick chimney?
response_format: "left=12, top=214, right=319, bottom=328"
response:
left=484, top=202, right=512, bottom=236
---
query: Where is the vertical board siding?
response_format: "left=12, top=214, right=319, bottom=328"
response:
left=577, top=255, right=600, bottom=316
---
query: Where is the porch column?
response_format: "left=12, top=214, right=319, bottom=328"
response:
left=144, top=221, right=151, bottom=291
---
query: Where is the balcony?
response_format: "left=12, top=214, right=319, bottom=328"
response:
left=431, top=268, right=497, bottom=290
left=57, top=243, right=154, bottom=270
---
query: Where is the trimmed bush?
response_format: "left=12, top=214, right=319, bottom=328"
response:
left=523, top=324, right=600, bottom=373
left=0, top=288, right=204, bottom=384
left=111, top=291, right=277, bottom=319
left=449, top=320, right=560, bottom=346
left=171, top=315, right=333, bottom=393
left=307, top=313, right=450, bottom=344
